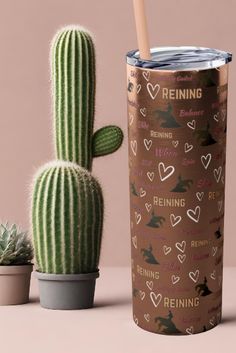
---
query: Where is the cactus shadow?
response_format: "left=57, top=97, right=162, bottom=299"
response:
left=29, top=296, right=40, bottom=304
left=94, top=296, right=132, bottom=308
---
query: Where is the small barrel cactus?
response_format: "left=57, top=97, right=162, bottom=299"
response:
left=0, top=223, right=33, bottom=265
left=51, top=26, right=123, bottom=170
left=32, top=161, right=103, bottom=274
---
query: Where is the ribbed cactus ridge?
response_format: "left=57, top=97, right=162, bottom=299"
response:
left=52, top=28, right=96, bottom=170
left=51, top=27, right=123, bottom=170
left=93, top=126, right=124, bottom=157
left=32, top=161, right=103, bottom=274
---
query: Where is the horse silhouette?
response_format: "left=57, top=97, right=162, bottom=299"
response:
left=130, top=182, right=139, bottom=196
left=215, top=227, right=223, bottom=239
left=146, top=211, right=165, bottom=228
left=194, top=122, right=217, bottom=146
left=133, top=288, right=139, bottom=298
left=200, top=71, right=216, bottom=87
left=155, top=311, right=182, bottom=334
left=171, top=175, right=193, bottom=192
left=154, top=103, right=181, bottom=128
left=127, top=80, right=134, bottom=92
left=141, top=245, right=159, bottom=264
left=195, top=277, right=212, bottom=296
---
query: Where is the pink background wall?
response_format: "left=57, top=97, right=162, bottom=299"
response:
left=0, top=0, right=235, bottom=266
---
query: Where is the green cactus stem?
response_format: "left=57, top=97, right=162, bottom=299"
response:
left=51, top=26, right=123, bottom=170
left=32, top=161, right=103, bottom=274
left=92, top=125, right=124, bottom=157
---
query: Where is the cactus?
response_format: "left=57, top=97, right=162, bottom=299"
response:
left=0, top=223, right=33, bottom=265
left=52, top=26, right=123, bottom=170
left=31, top=26, right=123, bottom=278
left=32, top=161, right=103, bottom=274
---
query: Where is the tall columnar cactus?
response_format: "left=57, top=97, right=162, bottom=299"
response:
left=52, top=27, right=123, bottom=170
left=31, top=26, right=123, bottom=278
left=32, top=161, right=103, bottom=274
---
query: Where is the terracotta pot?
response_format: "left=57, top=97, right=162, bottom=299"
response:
left=36, top=270, right=99, bottom=310
left=0, top=265, right=33, bottom=305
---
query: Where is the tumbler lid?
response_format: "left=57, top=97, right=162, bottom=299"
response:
left=127, top=46, right=232, bottom=71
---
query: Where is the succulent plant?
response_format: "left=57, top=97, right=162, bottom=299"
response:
left=51, top=26, right=123, bottom=170
left=32, top=161, right=103, bottom=274
left=0, top=223, right=33, bottom=265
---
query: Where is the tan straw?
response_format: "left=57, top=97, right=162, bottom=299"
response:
left=133, top=0, right=151, bottom=60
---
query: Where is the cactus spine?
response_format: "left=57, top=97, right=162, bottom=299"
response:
left=32, top=161, right=103, bottom=274
left=52, top=27, right=123, bottom=170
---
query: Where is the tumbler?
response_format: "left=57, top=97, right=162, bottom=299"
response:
left=127, top=47, right=232, bottom=335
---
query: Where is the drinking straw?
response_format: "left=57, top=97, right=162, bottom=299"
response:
left=133, top=0, right=151, bottom=60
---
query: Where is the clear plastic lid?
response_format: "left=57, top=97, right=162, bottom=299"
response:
left=127, top=46, right=232, bottom=71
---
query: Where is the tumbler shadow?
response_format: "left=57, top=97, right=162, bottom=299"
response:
left=29, top=296, right=40, bottom=304
left=94, top=296, right=132, bottom=309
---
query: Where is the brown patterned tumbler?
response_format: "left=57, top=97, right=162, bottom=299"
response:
left=127, top=47, right=232, bottom=335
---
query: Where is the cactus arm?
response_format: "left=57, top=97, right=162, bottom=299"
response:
left=92, top=125, right=124, bottom=158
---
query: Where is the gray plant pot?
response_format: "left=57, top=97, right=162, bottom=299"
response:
left=35, top=271, right=99, bottom=310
